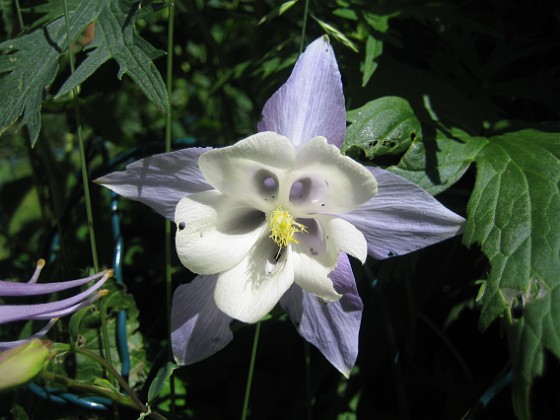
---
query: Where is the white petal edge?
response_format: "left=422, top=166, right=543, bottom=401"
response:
left=291, top=248, right=341, bottom=302
left=175, top=190, right=267, bottom=274
left=321, top=216, right=368, bottom=264
left=289, top=137, right=377, bottom=215
left=198, top=132, right=296, bottom=211
left=214, top=239, right=295, bottom=323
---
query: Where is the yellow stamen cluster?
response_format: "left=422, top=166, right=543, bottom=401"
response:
left=268, top=207, right=307, bottom=253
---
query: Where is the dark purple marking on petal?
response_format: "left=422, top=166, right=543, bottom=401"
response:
left=253, top=169, right=279, bottom=200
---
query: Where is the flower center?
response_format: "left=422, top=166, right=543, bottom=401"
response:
left=268, top=207, right=307, bottom=257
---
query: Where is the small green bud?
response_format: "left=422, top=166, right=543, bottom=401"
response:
left=0, top=339, right=51, bottom=391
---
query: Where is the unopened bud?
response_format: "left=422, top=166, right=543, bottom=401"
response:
left=0, top=339, right=51, bottom=391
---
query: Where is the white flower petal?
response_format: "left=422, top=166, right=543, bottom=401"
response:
left=198, top=132, right=296, bottom=210
left=292, top=249, right=341, bottom=302
left=175, top=190, right=266, bottom=275
left=289, top=137, right=377, bottom=215
left=321, top=216, right=368, bottom=264
left=214, top=239, right=294, bottom=323
left=257, top=36, right=346, bottom=149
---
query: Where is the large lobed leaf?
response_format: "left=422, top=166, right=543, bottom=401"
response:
left=344, top=97, right=560, bottom=416
left=0, top=1, right=105, bottom=145
left=0, top=0, right=167, bottom=146
left=56, top=0, right=168, bottom=113
left=463, top=129, right=560, bottom=419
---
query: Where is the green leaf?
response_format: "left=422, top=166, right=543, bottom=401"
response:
left=56, top=0, right=168, bottom=114
left=312, top=15, right=358, bottom=52
left=364, top=12, right=399, bottom=34
left=390, top=128, right=488, bottom=195
left=0, top=1, right=105, bottom=145
left=73, top=281, right=147, bottom=390
left=147, top=362, right=178, bottom=403
left=463, top=129, right=560, bottom=419
left=343, top=96, right=419, bottom=159
left=332, top=8, right=358, bottom=21
left=361, top=35, right=383, bottom=87
left=24, top=0, right=84, bottom=29
left=258, top=1, right=298, bottom=25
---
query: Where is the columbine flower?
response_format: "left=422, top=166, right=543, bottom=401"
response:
left=97, top=36, right=464, bottom=376
left=0, top=259, right=112, bottom=350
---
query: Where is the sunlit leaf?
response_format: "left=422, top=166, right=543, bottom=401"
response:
left=343, top=96, right=419, bottom=159
left=390, top=128, right=487, bottom=195
left=463, top=129, right=560, bottom=419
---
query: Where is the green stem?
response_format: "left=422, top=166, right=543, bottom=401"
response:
left=14, top=0, right=24, bottom=31
left=62, top=0, right=100, bottom=273
left=299, top=0, right=310, bottom=54
left=241, top=321, right=261, bottom=420
left=40, top=370, right=166, bottom=420
left=62, top=0, right=111, bottom=398
left=41, top=370, right=138, bottom=409
left=73, top=346, right=145, bottom=410
left=165, top=1, right=176, bottom=418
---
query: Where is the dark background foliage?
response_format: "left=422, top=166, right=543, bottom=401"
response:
left=0, top=0, right=559, bottom=418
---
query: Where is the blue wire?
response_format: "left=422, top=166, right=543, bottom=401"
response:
left=111, top=188, right=131, bottom=379
left=27, top=382, right=110, bottom=411
left=479, top=369, right=513, bottom=407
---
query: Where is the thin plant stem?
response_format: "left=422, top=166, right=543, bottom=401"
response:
left=241, top=321, right=261, bottom=420
left=299, top=0, right=310, bottom=54
left=62, top=0, right=114, bottom=405
left=14, top=0, right=24, bottom=30
left=62, top=0, right=100, bottom=274
left=40, top=370, right=139, bottom=410
left=165, top=1, right=176, bottom=418
left=73, top=346, right=145, bottom=410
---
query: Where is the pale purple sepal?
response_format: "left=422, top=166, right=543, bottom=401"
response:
left=341, top=167, right=465, bottom=260
left=280, top=253, right=362, bottom=377
left=95, top=148, right=213, bottom=220
left=171, top=275, right=234, bottom=365
left=258, top=36, right=346, bottom=149
left=0, top=271, right=107, bottom=296
left=0, top=272, right=110, bottom=324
